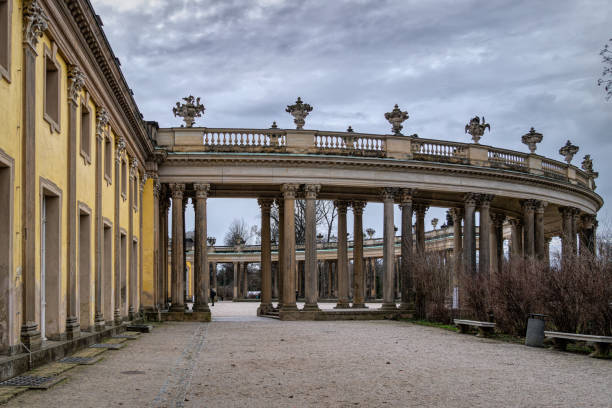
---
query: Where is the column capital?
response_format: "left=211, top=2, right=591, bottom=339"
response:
left=522, top=199, right=538, bottom=212
left=464, top=192, right=478, bottom=207
left=478, top=194, right=495, bottom=207
left=351, top=201, right=367, bottom=214
left=23, top=0, right=49, bottom=52
left=130, top=157, right=139, bottom=179
left=491, top=212, right=506, bottom=227
left=508, top=217, right=522, bottom=227
left=152, top=179, right=161, bottom=198
left=170, top=183, right=185, bottom=199
left=580, top=213, right=596, bottom=230
left=194, top=183, right=210, bottom=199
left=115, top=137, right=126, bottom=163
left=257, top=197, right=274, bottom=210
left=398, top=188, right=415, bottom=205
left=95, top=107, right=109, bottom=139
left=449, top=207, right=464, bottom=221
left=534, top=200, right=547, bottom=214
left=281, top=183, right=299, bottom=199
left=68, top=65, right=86, bottom=104
left=274, top=197, right=284, bottom=209
left=334, top=200, right=350, bottom=213
left=139, top=173, right=148, bottom=192
left=380, top=187, right=397, bottom=201
left=413, top=203, right=429, bottom=216
left=304, top=184, right=321, bottom=199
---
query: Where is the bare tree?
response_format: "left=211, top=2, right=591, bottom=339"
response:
left=269, top=199, right=336, bottom=244
left=319, top=200, right=337, bottom=243
left=223, top=218, right=255, bottom=246
left=598, top=38, right=612, bottom=100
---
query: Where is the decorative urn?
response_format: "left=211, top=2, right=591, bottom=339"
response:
left=521, top=127, right=543, bottom=153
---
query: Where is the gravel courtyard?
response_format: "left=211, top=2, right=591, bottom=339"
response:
left=6, top=302, right=611, bottom=408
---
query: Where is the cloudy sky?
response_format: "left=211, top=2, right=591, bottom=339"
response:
left=91, top=0, right=611, bottom=242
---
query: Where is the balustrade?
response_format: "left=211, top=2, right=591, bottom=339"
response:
left=202, top=128, right=286, bottom=150
left=542, top=158, right=567, bottom=179
left=314, top=131, right=385, bottom=156
left=411, top=139, right=467, bottom=161
left=487, top=147, right=528, bottom=169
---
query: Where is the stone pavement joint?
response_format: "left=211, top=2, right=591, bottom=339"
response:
left=150, top=324, right=207, bottom=408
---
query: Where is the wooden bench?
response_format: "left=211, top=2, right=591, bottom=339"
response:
left=544, top=331, right=612, bottom=358
left=454, top=319, right=496, bottom=337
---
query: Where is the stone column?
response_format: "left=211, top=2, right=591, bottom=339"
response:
left=579, top=214, right=597, bottom=255
left=463, top=194, right=477, bottom=275
left=280, top=184, right=298, bottom=311
left=138, top=175, right=145, bottom=314
left=161, top=194, right=169, bottom=307
left=211, top=262, right=218, bottom=293
left=193, top=184, right=210, bottom=312
left=351, top=201, right=367, bottom=308
left=327, top=260, right=333, bottom=298
left=450, top=208, right=463, bottom=287
left=414, top=203, right=428, bottom=254
left=304, top=185, right=321, bottom=311
left=128, top=160, right=136, bottom=320
left=243, top=262, right=248, bottom=298
left=479, top=194, right=494, bottom=276
left=182, top=199, right=188, bottom=302
left=509, top=218, right=522, bottom=258
left=334, top=200, right=350, bottom=308
left=570, top=208, right=580, bottom=255
left=492, top=213, right=505, bottom=274
left=114, top=138, right=126, bottom=324
left=399, top=190, right=414, bottom=311
left=381, top=188, right=397, bottom=310
left=170, top=184, right=185, bottom=312
left=231, top=262, right=237, bottom=299
left=94, top=110, right=106, bottom=331
left=276, top=199, right=285, bottom=308
left=20, top=1, right=48, bottom=350
left=559, top=206, right=573, bottom=261
left=258, top=198, right=274, bottom=314
left=522, top=200, right=536, bottom=258
left=151, top=179, right=160, bottom=310
left=534, top=201, right=547, bottom=260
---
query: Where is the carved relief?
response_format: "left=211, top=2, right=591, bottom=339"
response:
left=23, top=0, right=48, bottom=51
left=95, top=107, right=109, bottom=138
left=68, top=65, right=86, bottom=104
left=172, top=95, right=205, bottom=128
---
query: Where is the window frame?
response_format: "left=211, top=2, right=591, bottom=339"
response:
left=0, top=0, right=12, bottom=82
left=43, top=43, right=61, bottom=134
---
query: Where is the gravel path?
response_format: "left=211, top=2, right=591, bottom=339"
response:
left=5, top=301, right=611, bottom=407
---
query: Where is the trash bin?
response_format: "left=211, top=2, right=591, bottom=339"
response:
left=525, top=313, right=547, bottom=347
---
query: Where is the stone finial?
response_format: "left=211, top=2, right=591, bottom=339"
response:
left=559, top=140, right=579, bottom=164
left=270, top=121, right=278, bottom=129
left=384, top=104, right=409, bottom=135
left=431, top=218, right=439, bottom=230
left=347, top=126, right=354, bottom=133
left=464, top=116, right=490, bottom=144
left=23, top=0, right=49, bottom=51
left=207, top=237, right=216, bottom=246
left=172, top=95, right=205, bottom=128
left=285, top=97, right=313, bottom=130
left=68, top=65, right=86, bottom=104
left=95, top=107, right=110, bottom=138
left=521, top=127, right=543, bottom=153
left=366, top=228, right=375, bottom=239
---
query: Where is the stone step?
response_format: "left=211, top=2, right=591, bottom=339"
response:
left=126, top=324, right=153, bottom=333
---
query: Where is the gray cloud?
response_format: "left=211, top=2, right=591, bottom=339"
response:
left=91, top=0, right=612, bottom=238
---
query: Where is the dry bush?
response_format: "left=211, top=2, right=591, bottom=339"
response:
left=488, top=258, right=545, bottom=336
left=457, top=269, right=490, bottom=322
left=412, top=252, right=452, bottom=323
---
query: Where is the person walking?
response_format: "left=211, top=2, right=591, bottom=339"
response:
left=210, top=288, right=217, bottom=306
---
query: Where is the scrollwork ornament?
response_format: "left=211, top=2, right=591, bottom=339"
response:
left=96, top=107, right=110, bottom=138
left=115, top=137, right=126, bottom=162
left=464, top=116, right=490, bottom=144
left=23, top=0, right=48, bottom=52
left=68, top=65, right=86, bottom=104
left=130, top=158, right=139, bottom=178
left=172, top=95, right=205, bottom=128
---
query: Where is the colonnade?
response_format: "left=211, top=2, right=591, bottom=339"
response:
left=152, top=184, right=598, bottom=316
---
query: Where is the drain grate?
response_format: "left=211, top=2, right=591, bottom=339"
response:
left=0, top=375, right=55, bottom=387
left=59, top=356, right=98, bottom=364
left=90, top=343, right=123, bottom=350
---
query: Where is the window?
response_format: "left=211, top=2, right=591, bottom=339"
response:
left=80, top=102, right=91, bottom=163
left=121, top=159, right=127, bottom=199
left=0, top=0, right=12, bottom=82
left=43, top=44, right=61, bottom=133
left=104, top=136, right=112, bottom=183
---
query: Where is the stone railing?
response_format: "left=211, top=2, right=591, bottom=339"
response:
left=157, top=127, right=596, bottom=190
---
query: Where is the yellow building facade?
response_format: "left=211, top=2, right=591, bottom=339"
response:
left=0, top=0, right=157, bottom=354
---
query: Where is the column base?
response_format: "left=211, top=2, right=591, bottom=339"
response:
left=169, top=304, right=185, bottom=312
left=351, top=303, right=367, bottom=309
left=193, top=303, right=210, bottom=313
left=398, top=302, right=414, bottom=311
left=279, top=304, right=298, bottom=312
left=380, top=302, right=398, bottom=311
left=20, top=322, right=42, bottom=352
left=257, top=303, right=273, bottom=315
left=114, top=309, right=122, bottom=326
left=334, top=302, right=350, bottom=309
left=128, top=307, right=138, bottom=321
left=65, top=317, right=81, bottom=340
left=302, top=303, right=320, bottom=312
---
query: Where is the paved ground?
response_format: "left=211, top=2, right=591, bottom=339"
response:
left=5, top=301, right=611, bottom=407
